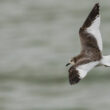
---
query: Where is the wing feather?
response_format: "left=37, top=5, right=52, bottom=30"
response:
left=76, top=61, right=99, bottom=79
left=79, top=3, right=103, bottom=51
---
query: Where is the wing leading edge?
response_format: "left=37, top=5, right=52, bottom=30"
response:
left=79, top=3, right=103, bottom=51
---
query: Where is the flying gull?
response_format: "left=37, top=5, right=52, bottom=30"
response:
left=66, top=3, right=110, bottom=85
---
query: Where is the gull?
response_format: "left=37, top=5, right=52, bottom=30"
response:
left=66, top=3, right=110, bottom=85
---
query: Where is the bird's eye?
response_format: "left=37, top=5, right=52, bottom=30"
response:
left=70, top=59, right=73, bottom=62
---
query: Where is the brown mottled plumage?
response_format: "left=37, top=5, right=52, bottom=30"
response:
left=67, top=3, right=103, bottom=85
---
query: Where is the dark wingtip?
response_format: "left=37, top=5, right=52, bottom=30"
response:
left=94, top=2, right=100, bottom=14
left=68, top=66, right=80, bottom=85
left=95, top=3, right=99, bottom=6
left=81, top=3, right=100, bottom=29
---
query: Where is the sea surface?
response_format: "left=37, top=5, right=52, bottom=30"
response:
left=0, top=0, right=110, bottom=110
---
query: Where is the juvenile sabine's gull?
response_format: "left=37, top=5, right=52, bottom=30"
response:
left=66, top=3, right=110, bottom=85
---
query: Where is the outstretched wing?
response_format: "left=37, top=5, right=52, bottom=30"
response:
left=76, top=60, right=99, bottom=79
left=79, top=3, right=103, bottom=52
left=69, top=58, right=99, bottom=85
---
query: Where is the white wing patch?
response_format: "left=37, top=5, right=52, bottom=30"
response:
left=76, top=61, right=99, bottom=79
left=86, top=16, right=103, bottom=51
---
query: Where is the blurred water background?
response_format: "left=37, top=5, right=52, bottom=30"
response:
left=0, top=0, right=110, bottom=110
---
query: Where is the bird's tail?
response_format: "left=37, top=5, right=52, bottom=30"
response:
left=100, top=55, right=110, bottom=67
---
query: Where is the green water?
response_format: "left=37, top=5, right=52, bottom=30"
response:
left=0, top=0, right=110, bottom=110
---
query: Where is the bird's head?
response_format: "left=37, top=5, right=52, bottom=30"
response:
left=66, top=58, right=75, bottom=66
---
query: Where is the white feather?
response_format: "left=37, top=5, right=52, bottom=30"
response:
left=86, top=16, right=103, bottom=51
left=100, top=55, right=110, bottom=67
left=76, top=61, right=99, bottom=79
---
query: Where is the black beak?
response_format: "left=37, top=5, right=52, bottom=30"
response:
left=66, top=63, right=70, bottom=66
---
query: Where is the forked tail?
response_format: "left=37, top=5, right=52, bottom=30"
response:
left=101, top=55, right=110, bottom=67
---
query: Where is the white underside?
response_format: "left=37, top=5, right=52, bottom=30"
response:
left=86, top=16, right=103, bottom=51
left=76, top=61, right=99, bottom=79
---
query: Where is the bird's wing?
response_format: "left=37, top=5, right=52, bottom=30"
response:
left=68, top=57, right=99, bottom=85
left=76, top=60, right=99, bottom=79
left=79, top=3, right=103, bottom=52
